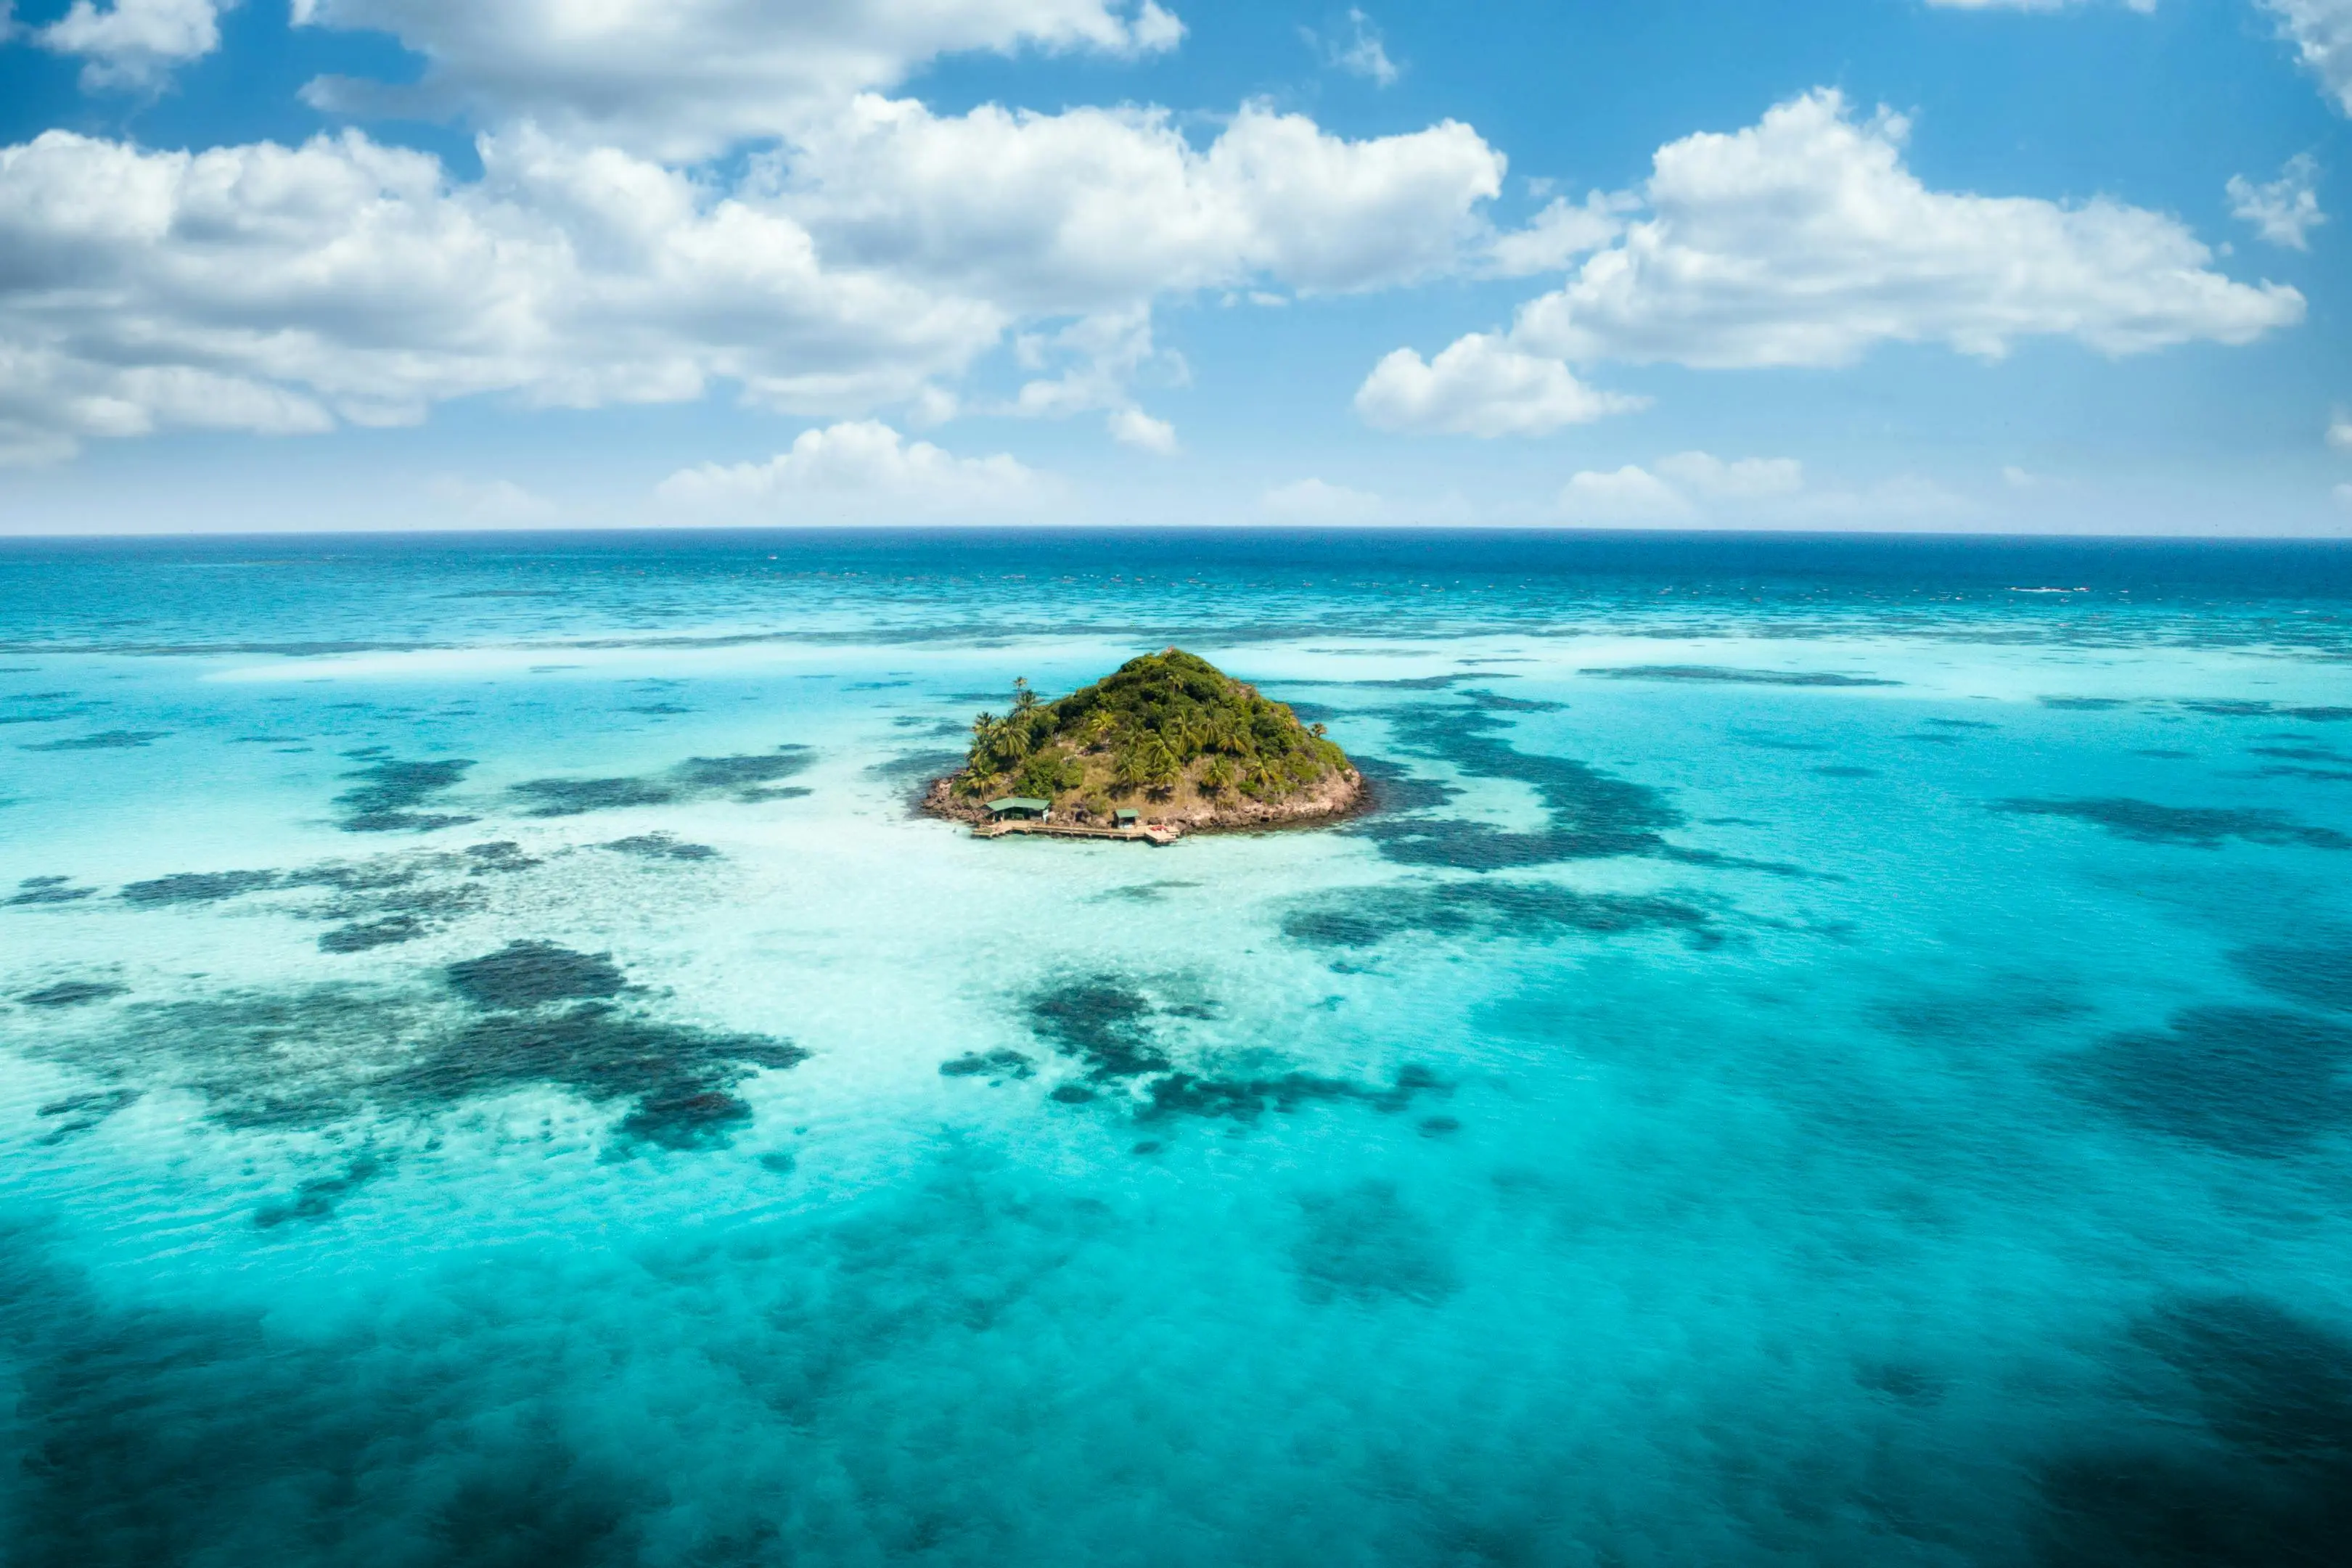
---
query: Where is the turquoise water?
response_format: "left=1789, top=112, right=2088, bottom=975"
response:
left=1, top=530, right=2348, bottom=1565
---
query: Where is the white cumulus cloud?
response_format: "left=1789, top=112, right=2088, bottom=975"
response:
left=1516, top=90, right=2302, bottom=368
left=1486, top=191, right=1637, bottom=278
left=2229, top=154, right=2326, bottom=248
left=0, top=128, right=1002, bottom=464
left=0, top=87, right=1510, bottom=464
left=36, top=0, right=234, bottom=89
left=1107, top=407, right=1178, bottom=453
left=292, top=0, right=1185, bottom=160
left=1557, top=465, right=1692, bottom=523
left=1354, top=332, right=1645, bottom=438
left=2261, top=0, right=2352, bottom=115
left=1554, top=450, right=1804, bottom=524
left=426, top=474, right=557, bottom=525
left=782, top=97, right=1503, bottom=310
left=656, top=421, right=1053, bottom=521
left=1361, top=89, right=2301, bottom=438
left=1312, top=8, right=1398, bottom=86
left=2330, top=410, right=2352, bottom=448
left=1261, top=477, right=1385, bottom=522
left=1655, top=450, right=1804, bottom=498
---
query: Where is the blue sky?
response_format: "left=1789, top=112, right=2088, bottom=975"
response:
left=0, top=0, right=2345, bottom=535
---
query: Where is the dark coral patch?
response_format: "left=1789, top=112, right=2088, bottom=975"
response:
left=510, top=776, right=677, bottom=816
left=511, top=749, right=811, bottom=817
left=21, top=730, right=169, bottom=751
left=1994, top=798, right=2351, bottom=850
left=2032, top=1295, right=2352, bottom=1567
left=446, top=941, right=626, bottom=1010
left=335, top=757, right=478, bottom=833
left=120, top=870, right=280, bottom=906
left=866, top=748, right=967, bottom=793
left=940, top=1048, right=1036, bottom=1080
left=0, top=1245, right=660, bottom=1568
left=1026, top=979, right=1170, bottom=1080
left=615, top=1083, right=758, bottom=1150
left=20, top=980, right=128, bottom=1008
left=1461, top=689, right=1569, bottom=713
left=2180, top=700, right=2352, bottom=723
left=63, top=969, right=806, bottom=1149
left=1346, top=673, right=1493, bottom=691
left=9, top=875, right=87, bottom=904
left=1282, top=878, right=1708, bottom=949
left=1140, top=1064, right=1443, bottom=1124
left=599, top=834, right=719, bottom=861
left=2233, top=944, right=2352, bottom=1013
left=253, top=1152, right=390, bottom=1230
left=417, top=1003, right=804, bottom=1149
left=35, top=1087, right=139, bottom=1143
left=318, top=917, right=424, bottom=953
left=1352, top=706, right=1679, bottom=870
left=672, top=748, right=814, bottom=800
left=2057, top=1007, right=2352, bottom=1155
left=463, top=842, right=539, bottom=874
left=1021, top=974, right=1445, bottom=1125
left=1352, top=754, right=1457, bottom=814
left=1582, top=665, right=1897, bottom=687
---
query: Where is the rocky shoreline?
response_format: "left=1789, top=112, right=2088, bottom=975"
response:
left=922, top=765, right=1366, bottom=837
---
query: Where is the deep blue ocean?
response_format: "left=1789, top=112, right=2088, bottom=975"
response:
left=1, top=529, right=2348, bottom=1567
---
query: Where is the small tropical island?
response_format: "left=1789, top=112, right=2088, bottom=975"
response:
left=924, top=649, right=1362, bottom=841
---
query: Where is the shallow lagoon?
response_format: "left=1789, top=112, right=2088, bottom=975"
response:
left=2, top=530, right=2350, bottom=1565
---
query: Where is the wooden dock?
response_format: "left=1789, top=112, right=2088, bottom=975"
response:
left=973, top=819, right=1180, bottom=847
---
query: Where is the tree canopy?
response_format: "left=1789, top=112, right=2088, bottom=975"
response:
left=952, top=649, right=1351, bottom=813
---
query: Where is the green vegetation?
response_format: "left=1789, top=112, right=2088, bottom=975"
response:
left=951, top=649, right=1352, bottom=817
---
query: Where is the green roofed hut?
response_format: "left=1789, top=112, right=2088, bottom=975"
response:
left=987, top=797, right=1052, bottom=821
left=1114, top=809, right=1140, bottom=827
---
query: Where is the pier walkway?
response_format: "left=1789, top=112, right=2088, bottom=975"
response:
left=973, top=819, right=1180, bottom=847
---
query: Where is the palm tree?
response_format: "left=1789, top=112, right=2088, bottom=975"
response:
left=1012, top=676, right=1037, bottom=713
left=1140, top=736, right=1181, bottom=796
left=1204, top=710, right=1241, bottom=755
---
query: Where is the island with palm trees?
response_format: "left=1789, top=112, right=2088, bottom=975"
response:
left=923, top=649, right=1363, bottom=838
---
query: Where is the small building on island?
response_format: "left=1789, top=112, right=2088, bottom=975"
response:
left=986, top=797, right=1052, bottom=821
left=1114, top=809, right=1140, bottom=829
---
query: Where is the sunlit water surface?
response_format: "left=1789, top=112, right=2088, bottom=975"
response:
left=2, top=530, right=2348, bottom=1566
